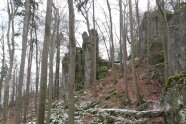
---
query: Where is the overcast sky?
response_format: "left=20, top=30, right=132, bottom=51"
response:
left=0, top=0, right=156, bottom=60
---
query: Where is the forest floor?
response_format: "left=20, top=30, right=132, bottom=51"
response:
left=78, top=58, right=165, bottom=123
left=1, top=59, right=166, bottom=124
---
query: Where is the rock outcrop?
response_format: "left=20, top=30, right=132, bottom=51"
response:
left=139, top=2, right=186, bottom=78
left=62, top=47, right=84, bottom=91
left=62, top=29, right=101, bottom=91
left=82, top=31, right=93, bottom=86
left=163, top=71, right=186, bottom=124
left=169, top=3, right=186, bottom=75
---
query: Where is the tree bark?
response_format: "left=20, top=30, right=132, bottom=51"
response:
left=156, top=0, right=171, bottom=82
left=37, top=0, right=53, bottom=124
left=46, top=8, right=58, bottom=124
left=135, top=0, right=140, bottom=57
left=36, top=0, right=53, bottom=123
left=3, top=1, right=15, bottom=123
left=15, top=0, right=30, bottom=123
left=35, top=25, right=39, bottom=112
left=54, top=9, right=60, bottom=100
left=67, top=0, right=76, bottom=123
left=120, top=0, right=129, bottom=102
left=0, top=26, right=6, bottom=109
left=129, top=0, right=142, bottom=105
left=146, top=0, right=150, bottom=84
left=106, top=0, right=116, bottom=81
left=23, top=38, right=34, bottom=122
left=92, top=0, right=97, bottom=98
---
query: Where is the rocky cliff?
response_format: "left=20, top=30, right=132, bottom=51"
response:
left=139, top=2, right=186, bottom=78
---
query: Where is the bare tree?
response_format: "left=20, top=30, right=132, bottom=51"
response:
left=92, top=0, right=97, bottom=98
left=119, top=0, right=130, bottom=103
left=156, top=0, right=171, bottom=82
left=23, top=31, right=34, bottom=122
left=135, top=0, right=140, bottom=56
left=36, top=0, right=53, bottom=123
left=67, top=0, right=76, bottom=123
left=54, top=8, right=61, bottom=100
left=106, top=0, right=116, bottom=81
left=0, top=22, right=7, bottom=110
left=46, top=7, right=58, bottom=123
left=75, top=0, right=91, bottom=33
left=96, top=22, right=110, bottom=61
left=15, top=0, right=30, bottom=123
left=146, top=0, right=151, bottom=84
left=129, top=0, right=142, bottom=105
left=2, top=0, right=15, bottom=123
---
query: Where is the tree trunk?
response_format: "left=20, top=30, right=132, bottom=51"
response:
left=54, top=9, right=60, bottom=100
left=135, top=0, right=140, bottom=57
left=23, top=39, right=34, bottom=122
left=96, top=22, right=110, bottom=61
left=146, top=0, right=150, bottom=84
left=156, top=0, right=170, bottom=82
left=15, top=0, right=30, bottom=123
left=129, top=0, right=142, bottom=105
left=46, top=9, right=58, bottom=124
left=36, top=0, right=52, bottom=123
left=35, top=26, right=39, bottom=112
left=67, top=0, right=76, bottom=123
left=3, top=1, right=15, bottom=123
left=0, top=26, right=6, bottom=109
left=92, top=0, right=97, bottom=98
left=32, top=0, right=39, bottom=112
left=120, top=0, right=129, bottom=102
left=106, top=0, right=116, bottom=81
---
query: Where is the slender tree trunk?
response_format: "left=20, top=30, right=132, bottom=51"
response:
left=96, top=22, right=110, bottom=61
left=129, top=0, right=142, bottom=105
left=0, top=27, right=6, bottom=109
left=156, top=0, right=170, bottom=81
left=135, top=0, right=140, bottom=57
left=23, top=7, right=35, bottom=119
left=106, top=0, right=116, bottom=81
left=85, top=10, right=90, bottom=34
left=36, top=0, right=52, bottom=123
left=46, top=10, right=58, bottom=124
left=147, top=0, right=150, bottom=84
left=11, top=67, right=17, bottom=104
left=54, top=9, right=60, bottom=100
left=3, top=1, right=15, bottom=122
left=92, top=0, right=97, bottom=98
left=15, top=0, right=30, bottom=123
left=120, top=0, right=129, bottom=102
left=32, top=0, right=39, bottom=112
left=35, top=27, right=39, bottom=112
left=67, top=0, right=76, bottom=123
left=23, top=40, right=34, bottom=122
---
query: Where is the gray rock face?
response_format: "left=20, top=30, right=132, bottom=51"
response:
left=169, top=5, right=186, bottom=75
left=62, top=48, right=84, bottom=91
left=62, top=29, right=99, bottom=90
left=75, top=47, right=84, bottom=90
left=82, top=31, right=93, bottom=85
left=82, top=29, right=99, bottom=86
left=163, top=71, right=186, bottom=124
left=139, top=10, right=163, bottom=57
left=139, top=4, right=186, bottom=76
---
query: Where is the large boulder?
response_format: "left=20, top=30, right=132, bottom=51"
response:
left=163, top=71, right=186, bottom=124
